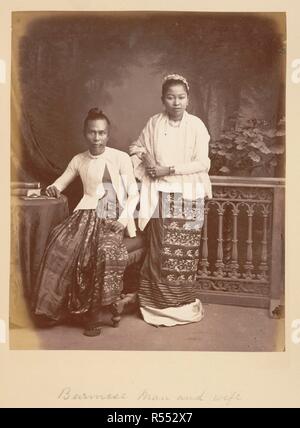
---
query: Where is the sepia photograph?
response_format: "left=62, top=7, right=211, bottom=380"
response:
left=9, top=10, right=286, bottom=352
left=2, top=0, right=300, bottom=410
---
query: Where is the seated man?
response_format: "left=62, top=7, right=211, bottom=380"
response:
left=32, top=108, right=139, bottom=337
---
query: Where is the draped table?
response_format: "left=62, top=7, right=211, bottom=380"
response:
left=10, top=195, right=69, bottom=327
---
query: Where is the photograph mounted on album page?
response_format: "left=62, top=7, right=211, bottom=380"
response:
left=0, top=0, right=300, bottom=408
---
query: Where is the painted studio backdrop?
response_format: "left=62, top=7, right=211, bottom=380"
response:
left=12, top=12, right=285, bottom=209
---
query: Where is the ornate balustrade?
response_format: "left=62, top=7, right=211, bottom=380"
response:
left=197, top=176, right=285, bottom=316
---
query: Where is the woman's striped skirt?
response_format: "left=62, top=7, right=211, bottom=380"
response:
left=138, top=192, right=205, bottom=326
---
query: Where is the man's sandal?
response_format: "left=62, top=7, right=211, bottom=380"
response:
left=83, top=321, right=102, bottom=337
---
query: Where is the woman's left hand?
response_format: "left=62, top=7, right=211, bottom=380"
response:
left=146, top=165, right=170, bottom=179
left=110, top=220, right=125, bottom=233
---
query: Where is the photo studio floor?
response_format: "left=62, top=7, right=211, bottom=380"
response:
left=9, top=303, right=285, bottom=352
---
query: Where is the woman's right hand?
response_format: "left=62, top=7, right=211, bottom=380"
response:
left=142, top=152, right=156, bottom=168
left=45, top=185, right=60, bottom=198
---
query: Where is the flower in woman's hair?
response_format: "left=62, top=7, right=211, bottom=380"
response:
left=163, top=74, right=190, bottom=91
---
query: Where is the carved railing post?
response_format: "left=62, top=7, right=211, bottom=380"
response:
left=257, top=205, right=270, bottom=282
left=223, top=205, right=233, bottom=275
left=243, top=204, right=255, bottom=279
left=213, top=203, right=225, bottom=278
left=228, top=205, right=240, bottom=279
left=198, top=206, right=210, bottom=276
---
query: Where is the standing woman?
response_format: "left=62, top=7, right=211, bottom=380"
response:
left=129, top=74, right=212, bottom=327
left=33, top=108, right=139, bottom=336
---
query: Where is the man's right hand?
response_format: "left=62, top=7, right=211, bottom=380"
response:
left=45, top=185, right=60, bottom=198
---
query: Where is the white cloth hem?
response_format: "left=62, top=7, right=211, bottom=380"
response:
left=140, top=298, right=204, bottom=327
